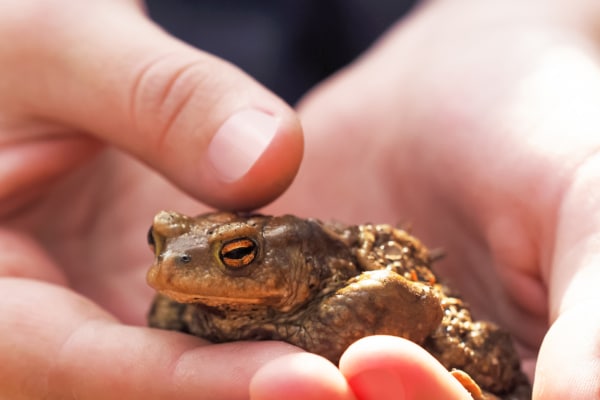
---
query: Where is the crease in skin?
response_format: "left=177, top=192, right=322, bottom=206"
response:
left=0, top=134, right=100, bottom=217
left=127, top=50, right=178, bottom=140
left=0, top=231, right=68, bottom=284
left=485, top=214, right=549, bottom=345
left=128, top=52, right=210, bottom=153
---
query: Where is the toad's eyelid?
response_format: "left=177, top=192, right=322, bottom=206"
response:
left=147, top=226, right=165, bottom=257
left=147, top=227, right=155, bottom=247
left=221, top=238, right=255, bottom=254
left=210, top=223, right=260, bottom=243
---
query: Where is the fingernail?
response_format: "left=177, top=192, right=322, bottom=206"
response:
left=208, top=109, right=279, bottom=182
left=349, top=368, right=406, bottom=400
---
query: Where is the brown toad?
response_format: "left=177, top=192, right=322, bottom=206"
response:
left=146, top=211, right=531, bottom=400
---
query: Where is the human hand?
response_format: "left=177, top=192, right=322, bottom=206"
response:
left=268, top=0, right=600, bottom=398
left=0, top=1, right=318, bottom=399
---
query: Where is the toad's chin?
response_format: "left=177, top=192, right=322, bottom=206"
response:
left=158, top=289, right=280, bottom=306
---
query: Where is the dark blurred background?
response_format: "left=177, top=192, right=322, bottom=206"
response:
left=146, top=0, right=417, bottom=103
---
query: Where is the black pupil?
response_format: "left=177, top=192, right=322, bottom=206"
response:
left=224, top=246, right=254, bottom=260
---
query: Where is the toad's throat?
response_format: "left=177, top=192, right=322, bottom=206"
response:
left=159, top=289, right=282, bottom=306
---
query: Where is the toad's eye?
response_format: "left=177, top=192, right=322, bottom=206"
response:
left=147, top=227, right=156, bottom=252
left=219, top=238, right=257, bottom=268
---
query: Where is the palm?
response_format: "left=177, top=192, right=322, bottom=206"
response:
left=6, top=149, right=211, bottom=325
left=270, top=6, right=600, bottom=386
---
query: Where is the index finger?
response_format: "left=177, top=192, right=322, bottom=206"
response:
left=0, top=278, right=303, bottom=400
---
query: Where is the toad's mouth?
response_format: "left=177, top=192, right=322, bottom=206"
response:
left=159, top=289, right=281, bottom=305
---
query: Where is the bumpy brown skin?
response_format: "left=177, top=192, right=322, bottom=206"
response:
left=147, top=211, right=531, bottom=400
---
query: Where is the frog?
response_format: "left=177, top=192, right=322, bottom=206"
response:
left=146, top=211, right=532, bottom=400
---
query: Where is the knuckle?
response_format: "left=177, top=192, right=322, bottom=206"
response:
left=128, top=53, right=218, bottom=150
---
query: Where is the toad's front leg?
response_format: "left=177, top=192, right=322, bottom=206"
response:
left=296, top=269, right=444, bottom=364
left=148, top=293, right=192, bottom=332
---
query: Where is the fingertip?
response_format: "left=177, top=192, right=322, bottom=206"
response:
left=250, top=352, right=355, bottom=400
left=199, top=107, right=304, bottom=210
left=130, top=50, right=304, bottom=210
left=207, top=109, right=287, bottom=184
left=340, top=336, right=472, bottom=400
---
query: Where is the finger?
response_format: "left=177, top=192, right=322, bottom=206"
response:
left=0, top=278, right=303, bottom=400
left=536, top=156, right=600, bottom=399
left=534, top=301, right=600, bottom=399
left=3, top=2, right=303, bottom=210
left=340, top=336, right=472, bottom=400
left=250, top=353, right=356, bottom=400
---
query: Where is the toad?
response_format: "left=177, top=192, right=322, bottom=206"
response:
left=147, top=211, right=531, bottom=400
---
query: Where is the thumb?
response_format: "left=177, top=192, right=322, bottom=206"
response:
left=534, top=157, right=600, bottom=399
left=340, top=336, right=473, bottom=400
left=0, top=278, right=303, bottom=400
left=7, top=2, right=303, bottom=210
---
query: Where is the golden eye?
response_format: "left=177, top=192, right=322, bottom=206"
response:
left=147, top=226, right=162, bottom=257
left=219, top=238, right=257, bottom=268
left=147, top=227, right=155, bottom=251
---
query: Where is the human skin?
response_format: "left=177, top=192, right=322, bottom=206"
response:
left=268, top=0, right=600, bottom=398
left=0, top=1, right=310, bottom=399
left=2, top=0, right=600, bottom=400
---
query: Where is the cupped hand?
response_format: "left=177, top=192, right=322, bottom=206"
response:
left=269, top=0, right=600, bottom=398
left=0, top=1, right=316, bottom=399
